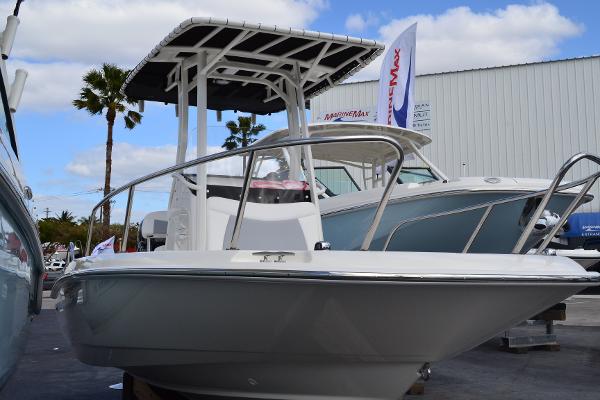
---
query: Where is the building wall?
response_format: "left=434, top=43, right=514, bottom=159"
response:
left=311, top=56, right=600, bottom=211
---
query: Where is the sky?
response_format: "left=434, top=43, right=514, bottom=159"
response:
left=2, top=0, right=598, bottom=221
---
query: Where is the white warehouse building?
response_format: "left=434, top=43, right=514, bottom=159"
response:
left=310, top=55, right=600, bottom=211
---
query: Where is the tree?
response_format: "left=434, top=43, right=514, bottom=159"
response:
left=73, top=64, right=142, bottom=237
left=223, top=135, right=238, bottom=151
left=222, top=116, right=266, bottom=150
left=77, top=215, right=101, bottom=226
left=55, top=210, right=75, bottom=224
left=38, top=216, right=139, bottom=254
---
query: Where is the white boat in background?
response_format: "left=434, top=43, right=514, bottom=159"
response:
left=258, top=122, right=595, bottom=254
left=52, top=18, right=600, bottom=399
left=551, top=249, right=600, bottom=270
left=0, top=1, right=44, bottom=390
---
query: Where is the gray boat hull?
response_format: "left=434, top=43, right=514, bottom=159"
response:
left=322, top=191, right=577, bottom=252
left=55, top=257, right=594, bottom=399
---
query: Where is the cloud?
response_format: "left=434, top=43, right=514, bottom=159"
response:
left=0, top=0, right=327, bottom=112
left=32, top=194, right=98, bottom=221
left=345, top=13, right=379, bottom=33
left=3, top=0, right=327, bottom=65
left=65, top=142, right=251, bottom=189
left=66, top=142, right=182, bottom=189
left=62, top=141, right=282, bottom=219
left=39, top=142, right=193, bottom=220
left=8, top=60, right=90, bottom=112
left=354, top=3, right=583, bottom=80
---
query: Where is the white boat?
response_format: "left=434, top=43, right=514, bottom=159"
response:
left=551, top=249, right=600, bottom=270
left=53, top=18, right=600, bottom=399
left=0, top=1, right=45, bottom=389
left=258, top=123, right=597, bottom=254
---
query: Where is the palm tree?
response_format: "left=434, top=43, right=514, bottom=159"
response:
left=73, top=64, right=142, bottom=237
left=222, top=116, right=266, bottom=150
left=55, top=210, right=75, bottom=224
left=77, top=215, right=101, bottom=226
left=223, top=135, right=238, bottom=151
left=222, top=116, right=266, bottom=171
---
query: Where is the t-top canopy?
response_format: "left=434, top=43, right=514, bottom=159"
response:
left=122, top=18, right=384, bottom=114
left=255, top=123, right=432, bottom=163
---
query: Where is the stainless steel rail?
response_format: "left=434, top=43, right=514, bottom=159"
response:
left=383, top=152, right=600, bottom=254
left=229, top=151, right=257, bottom=250
left=86, top=135, right=404, bottom=255
left=513, top=153, right=600, bottom=253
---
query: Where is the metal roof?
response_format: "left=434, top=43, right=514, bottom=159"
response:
left=339, top=54, right=600, bottom=86
left=122, top=18, right=384, bottom=114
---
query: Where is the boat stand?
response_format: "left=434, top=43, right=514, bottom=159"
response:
left=122, top=373, right=187, bottom=400
left=501, top=303, right=566, bottom=353
left=406, top=379, right=426, bottom=396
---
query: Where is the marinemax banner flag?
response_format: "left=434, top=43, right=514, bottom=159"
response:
left=376, top=23, right=417, bottom=129
left=91, top=236, right=115, bottom=256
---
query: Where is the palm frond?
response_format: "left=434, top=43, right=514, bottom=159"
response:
left=237, top=116, right=252, bottom=133
left=72, top=99, right=86, bottom=110
left=222, top=135, right=238, bottom=150
left=249, top=123, right=266, bottom=135
left=124, top=115, right=135, bottom=129
left=127, top=110, right=142, bottom=124
left=124, top=110, right=142, bottom=129
left=102, top=63, right=126, bottom=98
left=74, top=64, right=143, bottom=126
left=225, top=120, right=240, bottom=134
left=83, top=69, right=107, bottom=94
left=73, top=87, right=104, bottom=115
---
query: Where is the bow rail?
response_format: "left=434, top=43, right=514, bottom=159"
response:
left=86, top=135, right=405, bottom=255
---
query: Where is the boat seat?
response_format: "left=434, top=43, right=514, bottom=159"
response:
left=140, top=211, right=168, bottom=240
left=206, top=197, right=321, bottom=250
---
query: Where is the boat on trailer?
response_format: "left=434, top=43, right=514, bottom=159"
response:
left=257, top=123, right=597, bottom=253
left=53, top=18, right=600, bottom=399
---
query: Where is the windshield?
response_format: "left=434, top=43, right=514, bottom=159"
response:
left=315, top=166, right=361, bottom=196
left=398, top=167, right=438, bottom=184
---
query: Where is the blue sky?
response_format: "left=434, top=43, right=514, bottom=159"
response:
left=3, top=0, right=598, bottom=220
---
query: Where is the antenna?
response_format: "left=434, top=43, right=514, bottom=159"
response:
left=9, top=68, right=27, bottom=112
left=13, top=0, right=24, bottom=17
left=1, top=0, right=24, bottom=59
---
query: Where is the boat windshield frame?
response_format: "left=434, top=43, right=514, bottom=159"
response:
left=0, top=64, right=18, bottom=158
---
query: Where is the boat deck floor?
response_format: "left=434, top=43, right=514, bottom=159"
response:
left=1, top=292, right=599, bottom=400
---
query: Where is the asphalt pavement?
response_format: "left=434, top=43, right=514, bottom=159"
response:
left=0, top=293, right=122, bottom=400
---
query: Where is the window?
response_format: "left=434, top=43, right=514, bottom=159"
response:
left=398, top=167, right=438, bottom=184
left=315, top=166, right=360, bottom=196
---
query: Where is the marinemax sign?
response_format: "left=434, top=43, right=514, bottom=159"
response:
left=318, top=109, right=375, bottom=122
left=315, top=102, right=432, bottom=133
